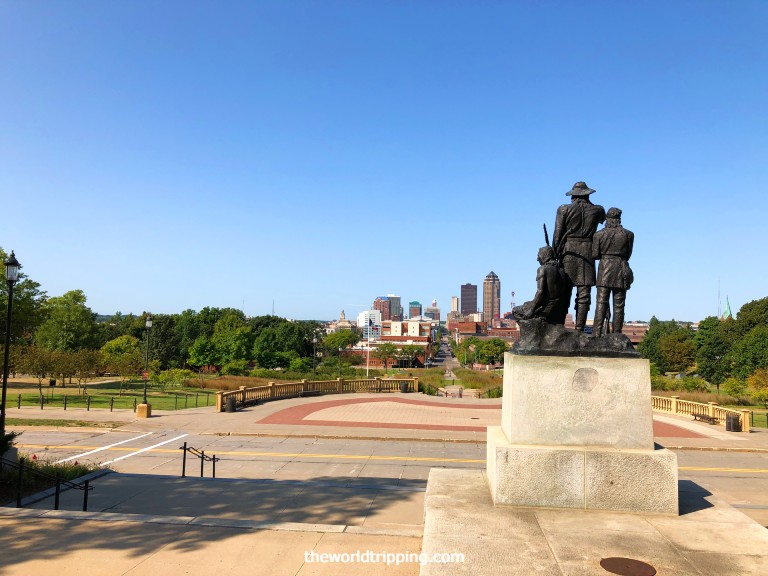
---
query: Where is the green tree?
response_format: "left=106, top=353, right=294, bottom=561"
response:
left=0, top=247, right=48, bottom=344
left=35, top=290, right=97, bottom=352
left=323, top=330, right=360, bottom=354
left=399, top=344, right=423, bottom=368
left=734, top=297, right=768, bottom=337
left=637, top=317, right=682, bottom=373
left=374, top=343, right=398, bottom=374
left=101, top=335, right=144, bottom=393
left=187, top=336, right=218, bottom=369
left=477, top=338, right=509, bottom=365
left=17, top=345, right=57, bottom=385
left=722, top=377, right=748, bottom=401
left=658, top=328, right=696, bottom=373
left=695, top=316, right=737, bottom=391
left=747, top=368, right=768, bottom=409
left=72, top=349, right=102, bottom=392
left=728, top=325, right=768, bottom=381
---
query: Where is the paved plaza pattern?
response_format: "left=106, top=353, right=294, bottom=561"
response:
left=2, top=392, right=768, bottom=575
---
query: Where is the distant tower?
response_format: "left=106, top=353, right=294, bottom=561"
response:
left=451, top=296, right=459, bottom=313
left=409, top=301, right=422, bottom=318
left=510, top=291, right=515, bottom=313
left=483, top=272, right=501, bottom=325
left=460, top=283, right=477, bottom=316
left=373, top=296, right=391, bottom=321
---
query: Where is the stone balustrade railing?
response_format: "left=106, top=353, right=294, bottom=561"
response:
left=216, top=377, right=419, bottom=411
left=651, top=395, right=751, bottom=434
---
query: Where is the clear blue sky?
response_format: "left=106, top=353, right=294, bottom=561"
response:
left=1, top=1, right=766, bottom=323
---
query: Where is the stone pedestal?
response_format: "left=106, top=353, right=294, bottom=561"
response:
left=487, top=353, right=678, bottom=514
left=136, top=403, right=152, bottom=418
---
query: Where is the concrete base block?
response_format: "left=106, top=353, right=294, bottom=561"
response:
left=136, top=403, right=152, bottom=418
left=487, top=426, right=678, bottom=514
left=586, top=446, right=678, bottom=513
left=501, top=354, right=654, bottom=449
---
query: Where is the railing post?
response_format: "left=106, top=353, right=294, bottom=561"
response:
left=185, top=394, right=189, bottom=408
left=40, top=396, right=44, bottom=410
left=670, top=396, right=679, bottom=414
left=269, top=382, right=276, bottom=398
left=63, top=396, right=67, bottom=411
left=133, top=398, right=137, bottom=411
left=216, top=392, right=222, bottom=412
left=83, top=480, right=89, bottom=512
left=110, top=397, right=114, bottom=412
left=302, top=379, right=308, bottom=393
left=200, top=450, right=205, bottom=478
left=414, top=377, right=419, bottom=393
left=87, top=397, right=91, bottom=411
left=239, top=386, right=247, bottom=404
left=16, top=458, right=24, bottom=507
left=741, top=410, right=752, bottom=434
left=181, top=442, right=187, bottom=477
left=195, top=393, right=199, bottom=408
left=337, top=378, right=343, bottom=393
left=17, top=394, right=21, bottom=409
left=708, top=402, right=717, bottom=418
left=54, top=475, right=61, bottom=510
left=212, top=455, right=217, bottom=478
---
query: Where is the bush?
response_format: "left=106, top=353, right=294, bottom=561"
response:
left=1, top=431, right=21, bottom=457
left=722, top=377, right=749, bottom=400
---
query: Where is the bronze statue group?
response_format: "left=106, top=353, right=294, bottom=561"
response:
left=514, top=181, right=634, bottom=338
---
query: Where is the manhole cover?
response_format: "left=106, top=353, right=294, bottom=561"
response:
left=600, top=557, right=656, bottom=576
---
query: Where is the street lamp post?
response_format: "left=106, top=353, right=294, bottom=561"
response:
left=338, top=347, right=342, bottom=378
left=138, top=314, right=152, bottom=418
left=312, top=336, right=317, bottom=377
left=0, top=251, right=20, bottom=439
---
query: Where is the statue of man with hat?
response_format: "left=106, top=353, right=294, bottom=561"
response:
left=591, top=207, right=634, bottom=337
left=552, top=181, right=606, bottom=332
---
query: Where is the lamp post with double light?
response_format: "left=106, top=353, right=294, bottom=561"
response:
left=0, top=251, right=20, bottom=438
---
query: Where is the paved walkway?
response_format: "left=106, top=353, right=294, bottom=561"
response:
left=7, top=392, right=768, bottom=449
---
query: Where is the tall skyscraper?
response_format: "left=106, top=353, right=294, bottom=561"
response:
left=460, top=283, right=477, bottom=316
left=373, top=296, right=391, bottom=321
left=387, top=294, right=403, bottom=321
left=483, top=272, right=501, bottom=325
left=409, top=301, right=422, bottom=318
left=451, top=296, right=459, bottom=313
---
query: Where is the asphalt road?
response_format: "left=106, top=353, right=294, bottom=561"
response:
left=13, top=428, right=768, bottom=526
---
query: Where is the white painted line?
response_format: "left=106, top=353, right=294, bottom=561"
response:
left=100, top=434, right=188, bottom=466
left=55, top=432, right=154, bottom=463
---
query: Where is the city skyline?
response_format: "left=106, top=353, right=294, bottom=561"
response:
left=2, top=3, right=766, bottom=324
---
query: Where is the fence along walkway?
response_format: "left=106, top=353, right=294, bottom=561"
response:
left=651, top=395, right=751, bottom=433
left=216, top=377, right=418, bottom=411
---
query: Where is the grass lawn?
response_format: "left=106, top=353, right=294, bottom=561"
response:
left=7, top=378, right=217, bottom=412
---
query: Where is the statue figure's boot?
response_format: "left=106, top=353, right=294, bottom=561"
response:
left=575, top=305, right=589, bottom=332
left=592, top=300, right=607, bottom=337
left=611, top=290, right=626, bottom=335
left=612, top=308, right=624, bottom=336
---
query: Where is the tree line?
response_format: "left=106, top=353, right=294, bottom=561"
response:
left=637, top=297, right=768, bottom=407
left=0, top=248, right=366, bottom=384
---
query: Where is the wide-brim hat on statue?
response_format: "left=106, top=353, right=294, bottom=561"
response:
left=566, top=181, right=596, bottom=196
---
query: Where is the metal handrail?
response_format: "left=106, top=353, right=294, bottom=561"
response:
left=0, top=456, right=93, bottom=510
left=179, top=441, right=220, bottom=478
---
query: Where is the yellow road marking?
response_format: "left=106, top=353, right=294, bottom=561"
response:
left=18, top=444, right=484, bottom=464
left=16, top=444, right=768, bottom=471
